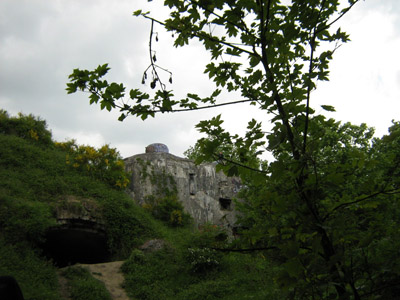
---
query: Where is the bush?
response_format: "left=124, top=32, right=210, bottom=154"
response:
left=122, top=248, right=182, bottom=300
left=189, top=223, right=229, bottom=248
left=0, top=110, right=53, bottom=146
left=61, top=266, right=111, bottom=300
left=101, top=195, right=156, bottom=258
left=143, top=194, right=191, bottom=227
left=175, top=279, right=233, bottom=300
left=55, top=141, right=130, bottom=190
left=186, top=247, right=222, bottom=273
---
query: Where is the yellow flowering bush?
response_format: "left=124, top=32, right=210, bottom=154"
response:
left=55, top=140, right=130, bottom=189
left=0, top=110, right=52, bottom=145
left=28, top=129, right=39, bottom=141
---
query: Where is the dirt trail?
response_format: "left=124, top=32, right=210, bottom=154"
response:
left=58, top=261, right=130, bottom=300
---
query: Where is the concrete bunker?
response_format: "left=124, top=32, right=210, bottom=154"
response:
left=41, top=196, right=111, bottom=267
left=41, top=219, right=111, bottom=267
left=124, top=144, right=240, bottom=230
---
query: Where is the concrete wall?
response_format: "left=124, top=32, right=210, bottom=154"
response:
left=124, top=151, right=241, bottom=230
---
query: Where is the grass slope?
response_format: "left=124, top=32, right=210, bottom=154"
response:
left=0, top=128, right=158, bottom=299
left=0, top=112, right=280, bottom=300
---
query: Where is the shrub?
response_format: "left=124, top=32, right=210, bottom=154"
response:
left=175, top=279, right=233, bottom=300
left=122, top=248, right=181, bottom=300
left=0, top=110, right=53, bottom=146
left=190, top=223, right=228, bottom=248
left=55, top=140, right=130, bottom=189
left=101, top=195, right=156, bottom=258
left=143, top=195, right=191, bottom=227
left=186, top=247, right=222, bottom=273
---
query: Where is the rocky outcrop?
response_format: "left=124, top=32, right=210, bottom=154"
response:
left=124, top=145, right=241, bottom=230
left=139, top=239, right=168, bottom=253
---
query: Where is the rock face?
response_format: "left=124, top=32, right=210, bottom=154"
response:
left=124, top=148, right=241, bottom=230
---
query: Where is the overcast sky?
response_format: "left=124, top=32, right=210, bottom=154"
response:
left=0, top=0, right=399, bottom=158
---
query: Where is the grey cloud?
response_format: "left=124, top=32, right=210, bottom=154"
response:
left=1, top=0, right=400, bottom=159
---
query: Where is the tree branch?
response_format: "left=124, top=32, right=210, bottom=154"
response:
left=210, top=246, right=277, bottom=252
left=192, top=0, right=255, bottom=40
left=114, top=98, right=256, bottom=115
left=315, top=0, right=360, bottom=35
left=324, top=188, right=400, bottom=220
left=303, top=0, right=326, bottom=155
left=258, top=0, right=300, bottom=162
left=212, top=153, right=268, bottom=174
left=144, top=15, right=258, bottom=58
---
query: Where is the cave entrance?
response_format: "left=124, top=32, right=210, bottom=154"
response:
left=41, top=219, right=111, bottom=268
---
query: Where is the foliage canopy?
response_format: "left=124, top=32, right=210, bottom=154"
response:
left=67, top=0, right=400, bottom=298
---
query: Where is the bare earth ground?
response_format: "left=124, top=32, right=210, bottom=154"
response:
left=58, top=261, right=130, bottom=300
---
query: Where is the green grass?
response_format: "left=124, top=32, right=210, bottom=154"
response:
left=0, top=127, right=160, bottom=298
left=121, top=224, right=281, bottom=300
left=0, top=132, right=158, bottom=254
left=121, top=247, right=281, bottom=300
left=0, top=239, right=60, bottom=300
left=60, top=266, right=112, bottom=300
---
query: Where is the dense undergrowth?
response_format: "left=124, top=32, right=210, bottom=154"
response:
left=60, top=266, right=112, bottom=300
left=0, top=111, right=157, bottom=299
left=0, top=110, right=281, bottom=299
left=121, top=225, right=281, bottom=300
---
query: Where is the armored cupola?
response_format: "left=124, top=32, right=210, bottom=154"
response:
left=145, top=143, right=169, bottom=154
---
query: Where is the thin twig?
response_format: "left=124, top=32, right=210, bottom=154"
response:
left=114, top=98, right=256, bottom=114
left=212, top=153, right=268, bottom=174
left=324, top=188, right=400, bottom=220
left=144, top=15, right=258, bottom=58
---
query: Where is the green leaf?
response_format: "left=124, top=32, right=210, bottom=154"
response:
left=321, top=105, right=336, bottom=112
left=89, top=93, right=99, bottom=104
left=118, top=113, right=127, bottom=122
left=66, top=83, right=77, bottom=94
left=284, top=259, right=303, bottom=278
left=133, top=10, right=142, bottom=16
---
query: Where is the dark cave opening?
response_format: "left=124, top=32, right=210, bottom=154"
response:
left=41, top=220, right=111, bottom=268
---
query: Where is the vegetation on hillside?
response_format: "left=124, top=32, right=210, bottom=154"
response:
left=0, top=111, right=157, bottom=299
left=121, top=227, right=280, bottom=300
left=0, top=111, right=285, bottom=299
left=60, top=266, right=112, bottom=300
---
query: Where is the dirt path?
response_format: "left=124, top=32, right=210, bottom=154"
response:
left=57, top=271, right=72, bottom=300
left=58, top=261, right=130, bottom=300
left=80, top=261, right=129, bottom=300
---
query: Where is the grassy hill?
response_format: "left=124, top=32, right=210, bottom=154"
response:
left=0, top=111, right=280, bottom=300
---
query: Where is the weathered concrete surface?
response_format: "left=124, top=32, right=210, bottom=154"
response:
left=124, top=151, right=241, bottom=230
left=53, top=196, right=105, bottom=229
